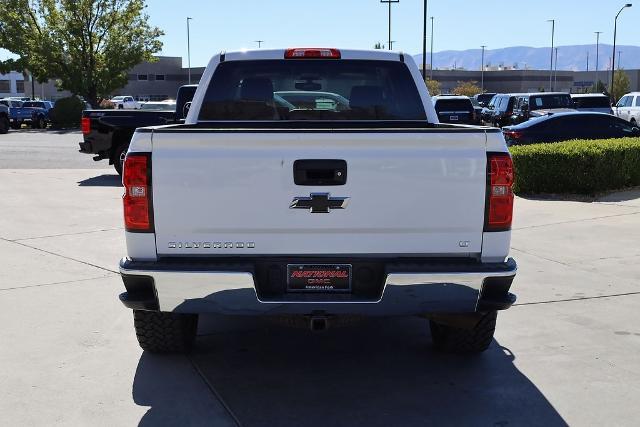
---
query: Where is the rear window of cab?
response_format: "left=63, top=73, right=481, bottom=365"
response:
left=198, top=59, right=427, bottom=121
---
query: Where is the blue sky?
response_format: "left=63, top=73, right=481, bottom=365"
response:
left=2, top=1, right=639, bottom=66
left=145, top=0, right=640, bottom=67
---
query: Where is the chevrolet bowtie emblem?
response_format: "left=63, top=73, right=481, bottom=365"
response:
left=290, top=193, right=349, bottom=213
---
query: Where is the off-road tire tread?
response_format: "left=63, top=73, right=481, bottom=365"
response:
left=430, top=311, right=497, bottom=354
left=133, top=310, right=198, bottom=353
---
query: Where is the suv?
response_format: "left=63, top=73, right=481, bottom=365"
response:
left=431, top=95, right=475, bottom=124
left=571, top=94, right=613, bottom=115
left=0, top=102, right=9, bottom=134
left=486, top=94, right=521, bottom=127
left=510, top=92, right=575, bottom=125
left=474, top=93, right=497, bottom=107
left=614, top=92, right=640, bottom=126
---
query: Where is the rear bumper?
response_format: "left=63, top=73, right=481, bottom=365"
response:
left=78, top=141, right=92, bottom=153
left=119, top=257, right=517, bottom=315
left=120, top=258, right=517, bottom=315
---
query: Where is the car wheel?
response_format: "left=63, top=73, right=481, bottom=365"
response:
left=113, top=143, right=129, bottom=176
left=118, top=104, right=124, bottom=109
left=429, top=311, right=497, bottom=353
left=10, top=122, right=21, bottom=130
left=0, top=116, right=9, bottom=134
left=133, top=310, right=198, bottom=353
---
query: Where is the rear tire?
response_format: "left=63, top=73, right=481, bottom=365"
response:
left=133, top=310, right=198, bottom=353
left=430, top=311, right=497, bottom=354
left=10, top=122, right=21, bottom=130
left=0, top=116, right=8, bottom=134
left=113, top=144, right=128, bottom=176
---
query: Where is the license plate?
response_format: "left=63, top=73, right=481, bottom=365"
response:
left=287, top=264, right=351, bottom=292
left=450, top=115, right=459, bottom=121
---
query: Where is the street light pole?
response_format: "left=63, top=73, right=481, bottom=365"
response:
left=547, top=19, right=555, bottom=91
left=618, top=50, right=622, bottom=69
left=554, top=47, right=558, bottom=89
left=187, top=17, right=193, bottom=85
left=422, top=0, right=428, bottom=80
left=430, top=16, right=434, bottom=80
left=380, top=0, right=399, bottom=51
left=611, top=3, right=632, bottom=102
left=480, top=45, right=486, bottom=93
left=595, top=31, right=602, bottom=92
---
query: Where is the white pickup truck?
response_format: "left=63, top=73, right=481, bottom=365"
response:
left=119, top=48, right=517, bottom=354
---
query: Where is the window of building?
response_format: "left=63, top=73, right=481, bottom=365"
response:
left=137, top=74, right=149, bottom=81
left=0, top=80, right=10, bottom=92
left=155, top=74, right=165, bottom=81
left=16, top=81, right=25, bottom=93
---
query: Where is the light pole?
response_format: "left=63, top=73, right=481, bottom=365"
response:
left=547, top=19, right=555, bottom=91
left=611, top=3, right=632, bottom=102
left=480, top=45, right=486, bottom=93
left=429, top=16, right=434, bottom=80
left=422, top=0, right=428, bottom=80
left=618, top=50, right=622, bottom=69
left=554, top=47, right=558, bottom=90
left=254, top=40, right=264, bottom=48
left=595, top=31, right=602, bottom=92
left=380, top=0, right=399, bottom=51
left=187, top=17, right=193, bottom=85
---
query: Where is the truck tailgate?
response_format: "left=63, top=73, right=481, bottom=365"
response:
left=151, top=130, right=487, bottom=256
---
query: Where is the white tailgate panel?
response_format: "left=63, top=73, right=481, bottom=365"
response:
left=152, top=131, right=487, bottom=256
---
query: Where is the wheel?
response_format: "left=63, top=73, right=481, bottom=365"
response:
left=118, top=104, right=124, bottom=109
left=31, top=116, right=46, bottom=129
left=429, top=311, right=497, bottom=354
left=10, top=121, right=21, bottom=130
left=0, top=116, right=8, bottom=134
left=113, top=144, right=129, bottom=176
left=133, top=310, right=198, bottom=353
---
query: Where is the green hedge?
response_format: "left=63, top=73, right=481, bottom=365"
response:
left=49, top=96, right=85, bottom=128
left=510, top=137, right=640, bottom=195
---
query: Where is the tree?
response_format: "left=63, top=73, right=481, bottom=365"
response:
left=0, top=0, right=163, bottom=106
left=452, top=81, right=482, bottom=97
left=591, top=80, right=608, bottom=95
left=611, top=70, right=630, bottom=103
left=373, top=42, right=385, bottom=50
left=425, top=78, right=440, bottom=96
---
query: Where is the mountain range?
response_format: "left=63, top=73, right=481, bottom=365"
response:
left=413, top=44, right=640, bottom=71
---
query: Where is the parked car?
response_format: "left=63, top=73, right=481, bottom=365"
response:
left=469, top=97, right=484, bottom=125
left=109, top=96, right=140, bottom=109
left=139, top=100, right=177, bottom=111
left=510, top=92, right=576, bottom=125
left=485, top=94, right=522, bottom=127
left=479, top=94, right=498, bottom=124
left=502, top=112, right=640, bottom=145
left=80, top=85, right=197, bottom=174
left=571, top=94, right=613, bottom=114
left=614, top=92, right=640, bottom=127
left=21, top=100, right=54, bottom=128
left=431, top=95, right=475, bottom=124
left=0, top=103, right=9, bottom=134
left=118, top=48, right=517, bottom=355
left=474, top=92, right=497, bottom=107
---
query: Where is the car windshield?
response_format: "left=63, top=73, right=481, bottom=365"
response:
left=22, top=102, right=44, bottom=108
left=572, top=96, right=611, bottom=108
left=111, top=96, right=125, bottom=101
left=198, top=59, right=427, bottom=121
left=529, top=94, right=573, bottom=110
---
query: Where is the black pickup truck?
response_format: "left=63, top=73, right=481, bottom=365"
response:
left=79, top=85, right=196, bottom=174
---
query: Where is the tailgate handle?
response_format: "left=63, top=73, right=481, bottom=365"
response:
left=294, top=159, right=347, bottom=186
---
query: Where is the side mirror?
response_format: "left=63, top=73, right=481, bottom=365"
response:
left=183, top=101, right=192, bottom=118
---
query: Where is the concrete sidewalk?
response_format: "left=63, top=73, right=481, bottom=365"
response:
left=0, top=168, right=639, bottom=426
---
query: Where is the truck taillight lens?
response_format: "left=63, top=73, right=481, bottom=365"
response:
left=81, top=117, right=91, bottom=135
left=485, top=153, right=514, bottom=232
left=284, top=48, right=341, bottom=59
left=123, top=153, right=153, bottom=232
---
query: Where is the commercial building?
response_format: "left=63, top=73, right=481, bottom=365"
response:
left=2, top=55, right=640, bottom=102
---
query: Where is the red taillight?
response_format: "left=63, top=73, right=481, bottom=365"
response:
left=284, top=48, right=341, bottom=59
left=81, top=117, right=91, bottom=135
left=485, top=153, right=514, bottom=231
left=504, top=130, right=523, bottom=140
left=123, top=153, right=153, bottom=232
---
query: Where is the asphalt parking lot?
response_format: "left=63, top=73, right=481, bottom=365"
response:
left=1, top=130, right=639, bottom=426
